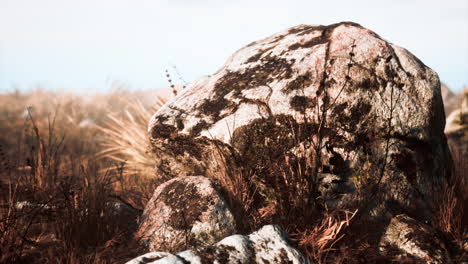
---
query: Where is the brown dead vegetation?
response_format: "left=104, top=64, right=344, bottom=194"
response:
left=0, top=89, right=167, bottom=263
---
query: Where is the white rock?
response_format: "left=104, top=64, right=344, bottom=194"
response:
left=127, top=225, right=312, bottom=264
left=126, top=252, right=185, bottom=264
left=379, top=214, right=452, bottom=264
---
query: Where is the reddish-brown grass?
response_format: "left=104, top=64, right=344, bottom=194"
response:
left=0, top=89, right=166, bottom=263
left=433, top=147, right=467, bottom=262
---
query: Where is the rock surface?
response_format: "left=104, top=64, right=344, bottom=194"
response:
left=127, top=225, right=311, bottom=264
left=441, top=83, right=463, bottom=117
left=445, top=87, right=467, bottom=157
left=148, top=22, right=451, bottom=221
left=379, top=214, right=452, bottom=263
left=136, top=176, right=236, bottom=252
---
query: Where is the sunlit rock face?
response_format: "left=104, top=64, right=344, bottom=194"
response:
left=148, top=22, right=450, bottom=221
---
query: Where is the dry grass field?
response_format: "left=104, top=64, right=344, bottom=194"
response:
left=0, top=88, right=169, bottom=263
left=0, top=88, right=466, bottom=263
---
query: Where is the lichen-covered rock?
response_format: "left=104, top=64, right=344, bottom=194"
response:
left=148, top=22, right=450, bottom=221
left=136, top=176, right=236, bottom=252
left=379, top=214, right=452, bottom=263
left=127, top=225, right=311, bottom=264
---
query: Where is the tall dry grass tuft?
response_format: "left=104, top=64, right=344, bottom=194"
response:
left=433, top=147, right=467, bottom=261
left=295, top=209, right=358, bottom=264
left=96, top=96, right=168, bottom=210
left=97, top=98, right=165, bottom=179
left=209, top=145, right=256, bottom=232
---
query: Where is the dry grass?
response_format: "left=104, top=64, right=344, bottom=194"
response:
left=95, top=98, right=168, bottom=210
left=96, top=98, right=165, bottom=179
left=0, top=179, right=33, bottom=263
left=295, top=209, right=358, bottom=264
left=213, top=138, right=361, bottom=262
left=0, top=88, right=168, bottom=263
left=433, top=147, right=467, bottom=261
left=0, top=120, right=127, bottom=263
left=209, top=145, right=256, bottom=232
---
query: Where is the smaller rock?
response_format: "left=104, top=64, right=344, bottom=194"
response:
left=246, top=225, right=309, bottom=263
left=317, top=172, right=354, bottom=208
left=445, top=87, right=467, bottom=157
left=126, top=252, right=185, bottom=264
left=379, top=214, right=452, bottom=264
left=445, top=87, right=467, bottom=133
left=441, top=83, right=463, bottom=117
left=127, top=225, right=311, bottom=264
left=136, top=176, right=236, bottom=252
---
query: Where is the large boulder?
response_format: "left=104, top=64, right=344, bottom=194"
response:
left=379, top=214, right=452, bottom=263
left=136, top=176, right=237, bottom=252
left=148, top=22, right=451, bottom=221
left=127, top=225, right=311, bottom=264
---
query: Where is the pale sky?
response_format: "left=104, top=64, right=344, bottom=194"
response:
left=1, top=0, right=467, bottom=93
